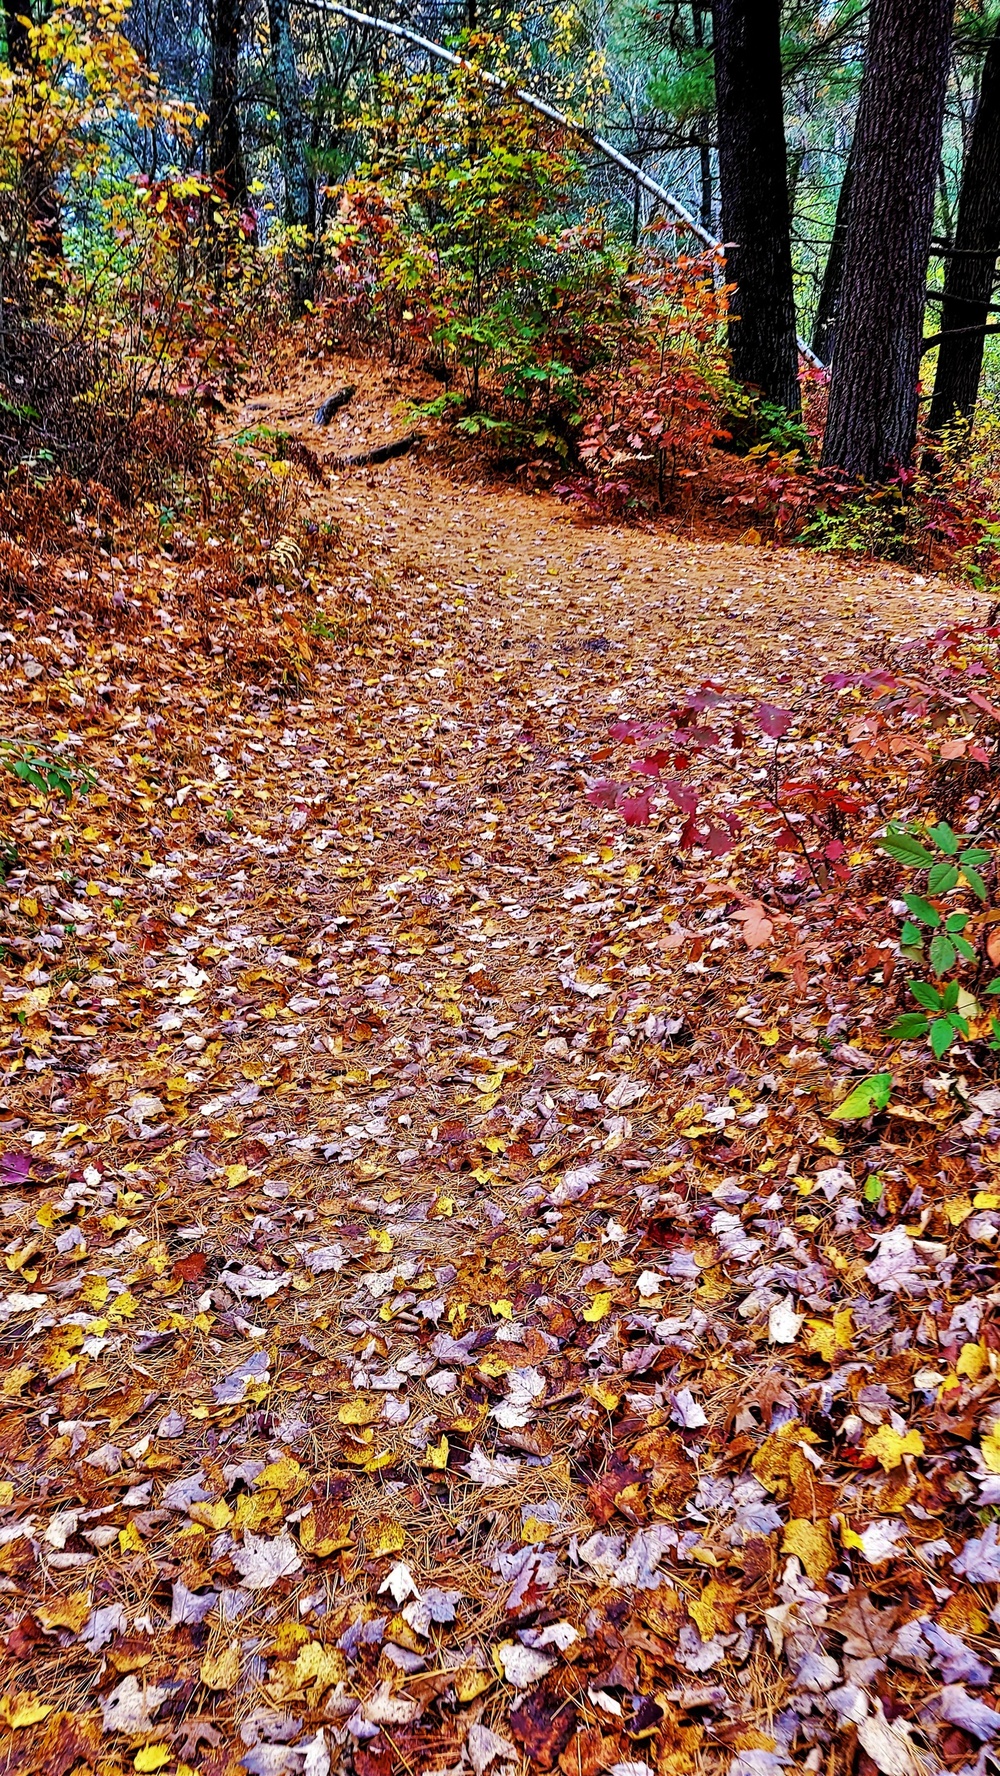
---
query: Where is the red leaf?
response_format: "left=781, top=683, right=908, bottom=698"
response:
left=664, top=778, right=698, bottom=816
left=757, top=703, right=793, bottom=738
left=620, top=793, right=652, bottom=826
left=585, top=779, right=622, bottom=809
left=703, top=824, right=736, bottom=856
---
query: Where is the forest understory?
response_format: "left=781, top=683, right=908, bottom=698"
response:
left=3, top=354, right=1000, bottom=1776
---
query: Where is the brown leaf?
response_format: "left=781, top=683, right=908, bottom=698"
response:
left=510, top=1695, right=577, bottom=1770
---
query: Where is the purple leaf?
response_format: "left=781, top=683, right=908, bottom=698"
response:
left=585, top=779, right=623, bottom=810
left=664, top=779, right=698, bottom=816
left=757, top=704, right=793, bottom=739
left=0, top=1151, right=31, bottom=1187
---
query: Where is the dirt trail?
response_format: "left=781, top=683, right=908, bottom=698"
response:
left=0, top=360, right=990, bottom=1774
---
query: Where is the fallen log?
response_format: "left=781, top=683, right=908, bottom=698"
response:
left=331, top=431, right=422, bottom=468
left=314, top=385, right=357, bottom=425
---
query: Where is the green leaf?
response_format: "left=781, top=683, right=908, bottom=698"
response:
left=944, top=912, right=969, bottom=932
left=928, top=821, right=958, bottom=855
left=959, top=847, right=990, bottom=867
left=942, top=980, right=960, bottom=1010
left=930, top=1018, right=957, bottom=1058
left=903, top=893, right=940, bottom=928
left=954, top=935, right=977, bottom=963
left=910, top=979, right=943, bottom=1010
left=927, top=861, right=959, bottom=893
left=945, top=1012, right=969, bottom=1035
left=960, top=864, right=988, bottom=901
left=887, top=1012, right=929, bottom=1040
left=929, top=932, right=957, bottom=976
left=829, top=1072, right=893, bottom=1120
left=900, top=921, right=923, bottom=948
left=863, top=1174, right=884, bottom=1203
left=986, top=979, right=1000, bottom=994
left=879, top=828, right=936, bottom=867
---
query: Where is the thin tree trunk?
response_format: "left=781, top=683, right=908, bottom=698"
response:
left=207, top=0, right=251, bottom=214
left=811, top=133, right=856, bottom=364
left=821, top=0, right=954, bottom=480
left=268, top=0, right=313, bottom=312
left=692, top=2, right=712, bottom=232
left=4, top=0, right=30, bottom=66
left=5, top=0, right=62, bottom=272
left=712, top=0, right=800, bottom=413
left=929, top=15, right=1000, bottom=433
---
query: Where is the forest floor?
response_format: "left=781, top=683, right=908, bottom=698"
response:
left=1, top=355, right=999, bottom=1776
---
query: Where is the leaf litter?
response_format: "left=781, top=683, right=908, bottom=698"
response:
left=0, top=355, right=998, bottom=1775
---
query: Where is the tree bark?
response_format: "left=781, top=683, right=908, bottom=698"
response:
left=267, top=0, right=314, bottom=311
left=4, top=0, right=30, bottom=67
left=207, top=0, right=251, bottom=214
left=811, top=133, right=856, bottom=365
left=712, top=0, right=800, bottom=413
left=821, top=0, right=955, bottom=480
left=928, top=14, right=1000, bottom=433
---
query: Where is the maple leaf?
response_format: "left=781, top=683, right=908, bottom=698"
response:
left=756, top=703, right=793, bottom=738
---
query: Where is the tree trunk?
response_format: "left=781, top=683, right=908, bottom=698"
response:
left=811, top=133, right=856, bottom=365
left=821, top=0, right=954, bottom=480
left=928, top=15, right=1000, bottom=433
left=207, top=0, right=251, bottom=214
left=5, top=0, right=63, bottom=272
left=267, top=0, right=313, bottom=311
left=691, top=2, right=713, bottom=232
left=712, top=0, right=800, bottom=413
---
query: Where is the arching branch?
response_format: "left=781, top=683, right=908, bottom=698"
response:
left=293, top=0, right=825, bottom=371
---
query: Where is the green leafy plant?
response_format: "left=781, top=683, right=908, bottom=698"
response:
left=1, top=742, right=94, bottom=802
left=879, top=820, right=1000, bottom=1058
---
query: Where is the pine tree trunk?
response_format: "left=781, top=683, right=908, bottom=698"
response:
left=267, top=0, right=314, bottom=312
left=712, top=0, right=800, bottom=414
left=207, top=0, right=251, bottom=215
left=928, top=16, right=1000, bottom=433
left=821, top=0, right=955, bottom=479
left=811, top=134, right=856, bottom=365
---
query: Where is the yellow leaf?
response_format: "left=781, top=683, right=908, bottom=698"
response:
left=957, top=1341, right=987, bottom=1382
left=363, top=1516, right=406, bottom=1555
left=0, top=1482, right=14, bottom=1507
left=973, top=1191, right=1000, bottom=1209
left=134, top=1747, right=171, bottom=1772
left=521, top=1516, right=550, bottom=1544
left=454, top=1667, right=492, bottom=1702
left=582, top=1290, right=613, bottom=1323
left=36, top=1592, right=91, bottom=1633
left=0, top=1695, right=53, bottom=1728
left=943, top=1197, right=973, bottom=1226
left=429, top=1196, right=455, bottom=1217
left=981, top=1423, right=1000, bottom=1474
left=759, top=1026, right=781, bottom=1047
left=491, top=1299, right=513, bottom=1318
left=337, top=1397, right=382, bottom=1427
left=107, top=1290, right=138, bottom=1321
left=200, top=1642, right=240, bottom=1691
left=839, top=1521, right=865, bottom=1552
left=225, top=1163, right=249, bottom=1187
left=370, top=1228, right=393, bottom=1253
left=423, top=1435, right=449, bottom=1469
left=782, top=1518, right=835, bottom=1581
left=863, top=1424, right=924, bottom=1471
left=80, top=1274, right=109, bottom=1310
left=289, top=1640, right=346, bottom=1691
left=188, top=1499, right=232, bottom=1530
left=255, top=1456, right=308, bottom=1496
left=118, top=1521, right=144, bottom=1554
left=587, top=1380, right=621, bottom=1410
left=688, top=1579, right=740, bottom=1639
